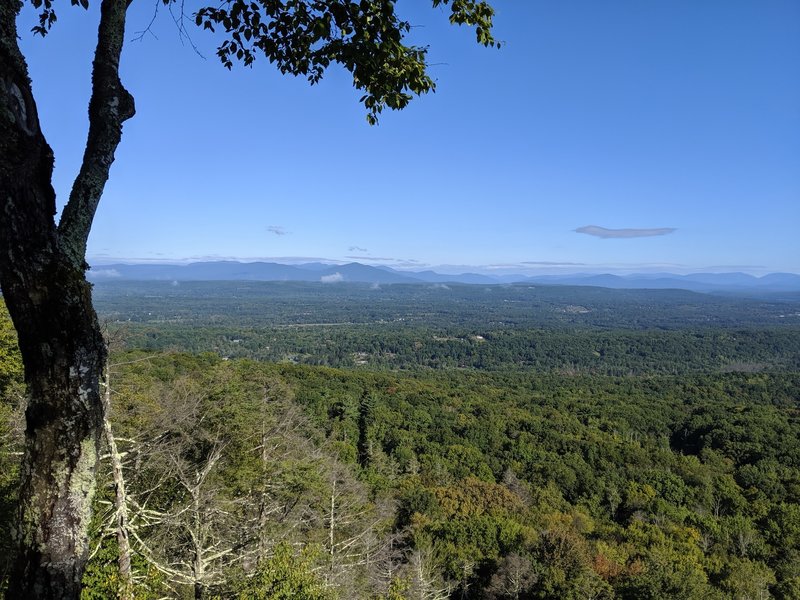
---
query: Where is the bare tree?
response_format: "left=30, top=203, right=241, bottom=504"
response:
left=99, top=358, right=134, bottom=600
left=486, top=553, right=538, bottom=600
left=404, top=546, right=451, bottom=600
left=0, top=0, right=499, bottom=592
left=322, top=464, right=386, bottom=593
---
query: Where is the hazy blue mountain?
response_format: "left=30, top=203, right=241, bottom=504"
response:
left=90, top=261, right=312, bottom=281
left=682, top=272, right=758, bottom=285
left=407, top=270, right=498, bottom=284
left=521, top=272, right=800, bottom=295
left=757, top=273, right=800, bottom=287
left=90, top=261, right=420, bottom=284
left=88, top=261, right=800, bottom=295
left=293, top=262, right=338, bottom=271
left=315, top=263, right=420, bottom=284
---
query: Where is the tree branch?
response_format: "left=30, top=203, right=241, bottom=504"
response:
left=57, top=0, right=135, bottom=269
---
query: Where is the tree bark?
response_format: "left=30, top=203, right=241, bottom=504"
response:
left=0, top=0, right=133, bottom=595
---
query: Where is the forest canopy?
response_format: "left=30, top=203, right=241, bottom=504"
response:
left=2, top=289, right=799, bottom=598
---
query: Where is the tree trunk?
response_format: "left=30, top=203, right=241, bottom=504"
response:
left=1, top=4, right=104, bottom=598
left=3, top=262, right=106, bottom=598
left=0, top=0, right=133, bottom=594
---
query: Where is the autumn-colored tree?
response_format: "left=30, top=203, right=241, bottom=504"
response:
left=0, top=1, right=498, bottom=595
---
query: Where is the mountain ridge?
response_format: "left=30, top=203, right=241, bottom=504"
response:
left=88, top=261, right=800, bottom=296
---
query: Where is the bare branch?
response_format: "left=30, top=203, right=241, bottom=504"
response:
left=131, top=0, right=161, bottom=42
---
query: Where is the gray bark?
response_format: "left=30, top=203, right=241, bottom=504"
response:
left=0, top=0, right=134, bottom=595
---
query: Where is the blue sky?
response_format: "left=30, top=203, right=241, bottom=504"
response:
left=19, top=0, right=800, bottom=275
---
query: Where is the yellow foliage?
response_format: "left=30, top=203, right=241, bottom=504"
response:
left=433, top=476, right=523, bottom=518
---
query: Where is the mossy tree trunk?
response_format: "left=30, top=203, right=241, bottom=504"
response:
left=0, top=0, right=133, bottom=595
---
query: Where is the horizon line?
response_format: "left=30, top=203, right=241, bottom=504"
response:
left=86, top=257, right=798, bottom=277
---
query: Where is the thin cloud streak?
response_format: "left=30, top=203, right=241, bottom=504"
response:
left=521, top=261, right=587, bottom=266
left=384, top=260, right=427, bottom=269
left=575, top=225, right=676, bottom=239
left=344, top=255, right=398, bottom=261
left=705, top=264, right=767, bottom=271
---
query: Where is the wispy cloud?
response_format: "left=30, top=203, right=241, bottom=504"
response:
left=386, top=259, right=428, bottom=269
left=342, top=256, right=429, bottom=270
left=321, top=273, right=344, bottom=283
left=91, top=268, right=121, bottom=278
left=575, top=225, right=676, bottom=239
left=705, top=264, right=767, bottom=271
left=521, top=261, right=587, bottom=266
left=267, top=225, right=288, bottom=236
left=348, top=246, right=368, bottom=252
left=485, top=263, right=529, bottom=270
left=345, top=255, right=397, bottom=261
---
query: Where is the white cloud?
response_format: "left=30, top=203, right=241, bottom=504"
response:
left=91, top=268, right=121, bottom=278
left=321, top=272, right=344, bottom=283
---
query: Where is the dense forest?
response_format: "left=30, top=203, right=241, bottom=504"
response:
left=95, top=281, right=800, bottom=374
left=2, top=283, right=799, bottom=598
left=93, top=281, right=800, bottom=330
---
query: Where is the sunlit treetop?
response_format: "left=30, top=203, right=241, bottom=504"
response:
left=28, top=0, right=499, bottom=124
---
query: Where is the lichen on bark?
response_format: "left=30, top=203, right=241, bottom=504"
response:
left=0, top=0, right=134, bottom=594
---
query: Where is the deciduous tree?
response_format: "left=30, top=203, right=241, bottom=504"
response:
left=0, top=0, right=498, bottom=596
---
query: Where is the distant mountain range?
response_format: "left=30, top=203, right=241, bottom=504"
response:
left=88, top=261, right=800, bottom=296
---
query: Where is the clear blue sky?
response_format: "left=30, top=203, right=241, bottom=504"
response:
left=18, top=0, right=800, bottom=275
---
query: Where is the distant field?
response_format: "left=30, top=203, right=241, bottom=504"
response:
left=93, top=280, right=800, bottom=329
left=93, top=281, right=800, bottom=374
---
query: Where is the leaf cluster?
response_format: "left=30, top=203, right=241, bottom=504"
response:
left=194, top=0, right=497, bottom=123
left=28, top=0, right=498, bottom=123
left=29, top=0, right=89, bottom=36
